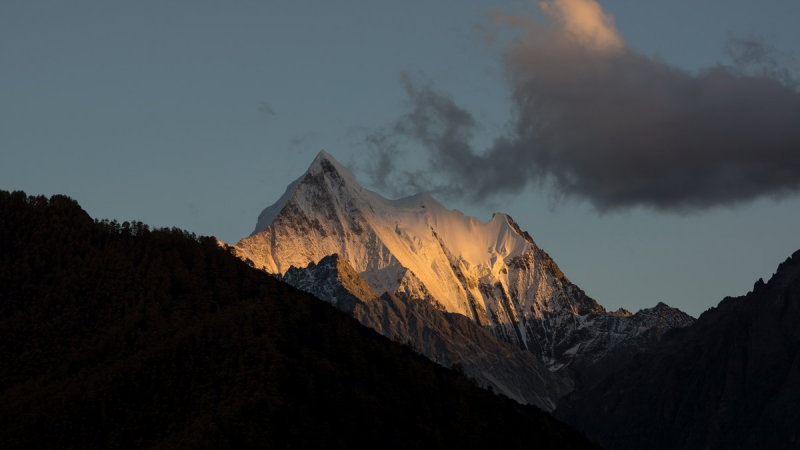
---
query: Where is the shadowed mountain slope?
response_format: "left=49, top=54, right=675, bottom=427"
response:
left=281, top=254, right=571, bottom=410
left=556, top=250, right=800, bottom=450
left=0, top=191, right=596, bottom=449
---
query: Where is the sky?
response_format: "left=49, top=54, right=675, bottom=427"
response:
left=2, top=0, right=800, bottom=317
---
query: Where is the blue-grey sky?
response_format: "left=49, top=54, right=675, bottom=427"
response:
left=2, top=0, right=799, bottom=317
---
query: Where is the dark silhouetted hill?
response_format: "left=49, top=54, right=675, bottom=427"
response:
left=557, top=249, right=800, bottom=450
left=0, top=191, right=595, bottom=449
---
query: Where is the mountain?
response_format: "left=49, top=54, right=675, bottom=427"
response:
left=234, top=151, right=693, bottom=378
left=564, top=301, right=696, bottom=387
left=556, top=250, right=800, bottom=450
left=281, top=254, right=571, bottom=410
left=0, top=190, right=597, bottom=449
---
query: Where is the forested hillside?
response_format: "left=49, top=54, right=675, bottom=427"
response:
left=0, top=191, right=595, bottom=449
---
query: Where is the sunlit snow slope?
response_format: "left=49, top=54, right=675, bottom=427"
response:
left=235, top=151, right=692, bottom=369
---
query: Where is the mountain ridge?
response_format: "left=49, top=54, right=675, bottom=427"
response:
left=235, top=151, right=694, bottom=380
left=281, top=253, right=572, bottom=410
left=556, top=249, right=800, bottom=449
left=0, top=190, right=597, bottom=449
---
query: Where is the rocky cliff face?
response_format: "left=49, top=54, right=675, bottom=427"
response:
left=281, top=254, right=571, bottom=410
left=556, top=250, right=800, bottom=450
left=563, top=302, right=696, bottom=387
left=235, top=151, right=693, bottom=385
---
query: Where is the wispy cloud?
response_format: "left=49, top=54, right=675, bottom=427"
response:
left=257, top=101, right=276, bottom=116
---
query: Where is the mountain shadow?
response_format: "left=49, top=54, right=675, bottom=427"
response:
left=0, top=190, right=596, bottom=449
left=556, top=249, right=800, bottom=449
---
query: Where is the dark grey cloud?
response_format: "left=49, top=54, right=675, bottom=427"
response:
left=366, top=1, right=800, bottom=212
left=727, top=34, right=800, bottom=88
left=365, top=73, right=501, bottom=200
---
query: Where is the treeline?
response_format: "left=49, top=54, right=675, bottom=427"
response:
left=0, top=190, right=596, bottom=449
left=3, top=189, right=205, bottom=239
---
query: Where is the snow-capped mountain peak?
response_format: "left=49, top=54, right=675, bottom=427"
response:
left=252, top=151, right=362, bottom=235
left=235, top=151, right=693, bottom=371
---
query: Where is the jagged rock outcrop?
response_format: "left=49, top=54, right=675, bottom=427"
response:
left=560, top=302, right=695, bottom=385
left=282, top=254, right=571, bottom=410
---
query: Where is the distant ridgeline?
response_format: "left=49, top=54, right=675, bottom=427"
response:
left=556, top=248, right=800, bottom=450
left=0, top=191, right=596, bottom=449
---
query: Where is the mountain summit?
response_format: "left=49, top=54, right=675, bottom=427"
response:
left=251, top=151, right=362, bottom=236
left=235, top=151, right=693, bottom=377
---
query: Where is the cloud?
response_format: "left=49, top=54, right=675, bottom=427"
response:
left=367, top=0, right=800, bottom=212
left=538, top=0, right=622, bottom=53
left=258, top=101, right=276, bottom=116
